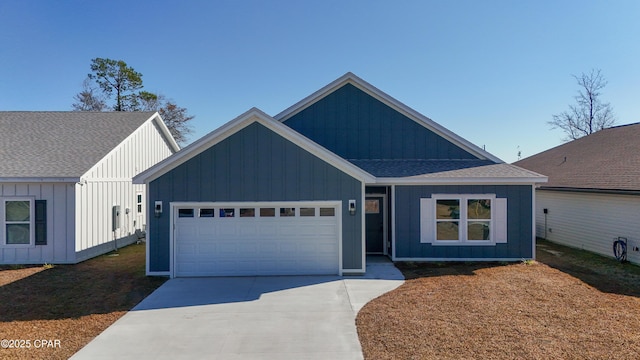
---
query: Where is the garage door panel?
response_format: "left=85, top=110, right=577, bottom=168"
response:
left=174, top=202, right=340, bottom=277
left=176, top=243, right=197, bottom=255
left=257, top=223, right=278, bottom=236
left=198, top=225, right=217, bottom=236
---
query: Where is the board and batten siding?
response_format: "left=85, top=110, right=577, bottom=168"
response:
left=283, top=83, right=477, bottom=160
left=75, top=116, right=176, bottom=261
left=394, top=185, right=533, bottom=259
left=536, top=190, right=640, bottom=264
left=0, top=182, right=76, bottom=264
left=147, top=122, right=363, bottom=273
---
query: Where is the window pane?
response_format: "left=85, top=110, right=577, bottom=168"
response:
left=468, top=221, right=491, bottom=240
left=260, top=208, right=275, bottom=217
left=6, top=201, right=30, bottom=221
left=436, top=200, right=459, bottom=219
left=436, top=221, right=459, bottom=240
left=137, top=194, right=142, bottom=203
left=365, top=200, right=379, bottom=214
left=300, top=207, right=315, bottom=216
left=6, top=224, right=30, bottom=244
left=468, top=199, right=491, bottom=219
left=178, top=209, right=194, bottom=217
left=319, top=207, right=335, bottom=216
left=280, top=208, right=295, bottom=217
left=240, top=208, right=255, bottom=217
left=220, top=208, right=235, bottom=217
left=200, top=208, right=215, bottom=217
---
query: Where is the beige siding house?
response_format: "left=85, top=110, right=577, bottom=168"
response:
left=515, top=123, right=640, bottom=264
left=0, top=112, right=179, bottom=264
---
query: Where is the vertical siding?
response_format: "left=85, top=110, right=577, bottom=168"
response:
left=148, top=122, right=363, bottom=272
left=0, top=182, right=75, bottom=264
left=76, top=117, right=176, bottom=257
left=284, top=83, right=477, bottom=160
left=394, top=185, right=533, bottom=259
left=536, top=190, right=640, bottom=264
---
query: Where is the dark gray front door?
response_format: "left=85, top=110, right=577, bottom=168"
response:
left=365, top=196, right=384, bottom=253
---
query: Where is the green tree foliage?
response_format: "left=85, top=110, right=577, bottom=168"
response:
left=73, top=58, right=194, bottom=144
left=88, top=58, right=143, bottom=111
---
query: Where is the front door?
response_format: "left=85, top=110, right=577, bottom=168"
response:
left=365, top=195, right=385, bottom=254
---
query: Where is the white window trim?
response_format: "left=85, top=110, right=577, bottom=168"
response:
left=424, top=194, right=497, bottom=246
left=1, top=197, right=35, bottom=247
left=136, top=192, right=143, bottom=214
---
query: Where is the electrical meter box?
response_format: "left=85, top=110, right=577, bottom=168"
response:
left=112, top=205, right=121, bottom=231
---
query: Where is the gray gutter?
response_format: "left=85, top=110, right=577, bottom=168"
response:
left=537, top=186, right=640, bottom=196
left=0, top=177, right=81, bottom=183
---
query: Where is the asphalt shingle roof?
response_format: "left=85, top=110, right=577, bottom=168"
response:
left=514, top=122, right=640, bottom=191
left=0, top=111, right=155, bottom=178
left=348, top=159, right=544, bottom=179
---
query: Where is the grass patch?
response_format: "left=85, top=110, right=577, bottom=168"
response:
left=357, top=240, right=640, bottom=360
left=0, top=243, right=166, bottom=360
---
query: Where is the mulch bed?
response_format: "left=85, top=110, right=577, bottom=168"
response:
left=357, top=240, right=640, bottom=359
left=0, top=243, right=166, bottom=360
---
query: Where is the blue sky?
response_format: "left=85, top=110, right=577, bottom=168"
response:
left=1, top=1, right=638, bottom=163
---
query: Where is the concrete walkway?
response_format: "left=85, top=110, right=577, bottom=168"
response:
left=71, top=259, right=404, bottom=360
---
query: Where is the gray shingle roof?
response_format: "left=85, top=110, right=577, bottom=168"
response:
left=348, top=159, right=544, bottom=180
left=514, top=122, right=640, bottom=191
left=0, top=111, right=155, bottom=178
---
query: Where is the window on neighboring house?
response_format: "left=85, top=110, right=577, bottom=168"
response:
left=3, top=198, right=34, bottom=246
left=421, top=195, right=506, bottom=245
left=136, top=193, right=143, bottom=213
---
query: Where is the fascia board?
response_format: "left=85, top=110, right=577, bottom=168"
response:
left=152, top=112, right=181, bottom=153
left=275, top=72, right=503, bottom=163
left=254, top=116, right=375, bottom=183
left=134, top=108, right=262, bottom=184
left=134, top=108, right=375, bottom=184
left=374, top=176, right=548, bottom=185
left=84, top=113, right=179, bottom=181
left=0, top=177, right=80, bottom=183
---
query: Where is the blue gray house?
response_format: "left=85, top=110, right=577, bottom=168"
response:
left=134, top=73, right=547, bottom=277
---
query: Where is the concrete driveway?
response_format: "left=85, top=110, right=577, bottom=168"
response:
left=71, top=258, right=403, bottom=360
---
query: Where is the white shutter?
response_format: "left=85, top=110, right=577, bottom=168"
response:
left=495, top=198, right=508, bottom=243
left=420, top=198, right=435, bottom=243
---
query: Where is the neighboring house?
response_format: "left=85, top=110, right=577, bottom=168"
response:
left=515, top=122, right=640, bottom=264
left=0, top=111, right=179, bottom=264
left=134, top=73, right=546, bottom=277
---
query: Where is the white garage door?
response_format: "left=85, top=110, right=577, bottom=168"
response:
left=173, top=202, right=341, bottom=277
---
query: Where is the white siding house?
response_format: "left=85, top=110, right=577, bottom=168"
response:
left=516, top=122, right=640, bottom=264
left=536, top=190, right=640, bottom=264
left=0, top=112, right=179, bottom=264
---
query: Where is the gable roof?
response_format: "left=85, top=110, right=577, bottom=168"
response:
left=133, top=108, right=376, bottom=185
left=514, top=122, right=640, bottom=192
left=275, top=72, right=503, bottom=163
left=349, top=159, right=544, bottom=184
left=0, top=111, right=178, bottom=181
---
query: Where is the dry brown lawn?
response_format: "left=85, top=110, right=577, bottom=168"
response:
left=0, top=243, right=166, bottom=360
left=357, top=240, right=640, bottom=360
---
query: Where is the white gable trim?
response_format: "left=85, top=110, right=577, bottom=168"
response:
left=133, top=108, right=375, bottom=185
left=275, top=72, right=503, bottom=163
left=375, top=176, right=547, bottom=185
left=81, top=113, right=180, bottom=179
left=152, top=113, right=181, bottom=153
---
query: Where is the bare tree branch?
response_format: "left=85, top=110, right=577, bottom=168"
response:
left=548, top=69, right=615, bottom=141
left=72, top=78, right=107, bottom=111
